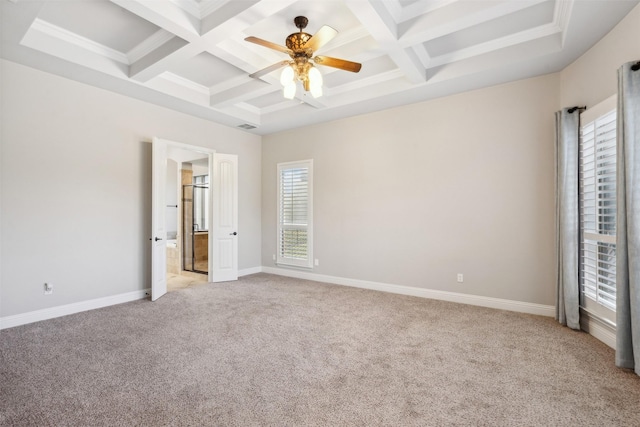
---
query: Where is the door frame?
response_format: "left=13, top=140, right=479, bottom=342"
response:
left=151, top=138, right=215, bottom=300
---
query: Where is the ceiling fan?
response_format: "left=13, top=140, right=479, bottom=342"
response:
left=245, top=16, right=362, bottom=99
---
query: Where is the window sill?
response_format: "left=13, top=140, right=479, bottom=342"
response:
left=275, top=262, right=313, bottom=271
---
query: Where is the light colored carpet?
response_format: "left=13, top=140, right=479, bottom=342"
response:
left=2, top=273, right=640, bottom=426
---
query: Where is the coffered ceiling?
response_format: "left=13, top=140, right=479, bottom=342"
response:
left=2, top=0, right=638, bottom=135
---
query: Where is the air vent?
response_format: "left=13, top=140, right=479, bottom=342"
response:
left=238, top=123, right=257, bottom=130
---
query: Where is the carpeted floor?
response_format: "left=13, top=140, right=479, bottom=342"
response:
left=2, top=273, right=640, bottom=426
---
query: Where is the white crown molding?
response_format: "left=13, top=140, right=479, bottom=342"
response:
left=326, top=26, right=371, bottom=50
left=200, top=0, right=228, bottom=19
left=169, top=0, right=201, bottom=19
left=399, top=0, right=458, bottom=24
left=208, top=74, right=256, bottom=95
left=554, top=0, right=575, bottom=46
left=29, top=18, right=129, bottom=65
left=127, top=29, right=175, bottom=64
left=160, top=72, right=211, bottom=96
left=0, top=288, right=150, bottom=330
left=261, top=266, right=555, bottom=317
left=427, top=22, right=560, bottom=68
left=328, top=68, right=405, bottom=94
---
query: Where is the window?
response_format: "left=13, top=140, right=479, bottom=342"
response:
left=579, top=96, right=617, bottom=320
left=277, top=160, right=313, bottom=268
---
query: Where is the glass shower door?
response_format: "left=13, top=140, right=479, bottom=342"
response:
left=182, top=183, right=209, bottom=274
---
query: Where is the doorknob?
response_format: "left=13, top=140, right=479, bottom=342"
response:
left=230, top=232, right=237, bottom=236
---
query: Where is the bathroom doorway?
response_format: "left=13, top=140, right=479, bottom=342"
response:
left=166, top=151, right=210, bottom=291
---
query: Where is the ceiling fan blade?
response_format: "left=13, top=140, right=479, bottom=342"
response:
left=314, top=56, right=362, bottom=73
left=245, top=36, right=292, bottom=55
left=304, top=25, right=338, bottom=52
left=249, top=60, right=291, bottom=79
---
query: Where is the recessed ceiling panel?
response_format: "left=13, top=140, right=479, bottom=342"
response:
left=424, top=0, right=556, bottom=58
left=168, top=52, right=246, bottom=87
left=37, top=0, right=161, bottom=53
left=246, top=90, right=291, bottom=109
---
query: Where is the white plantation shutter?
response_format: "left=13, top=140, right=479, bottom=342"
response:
left=277, top=160, right=313, bottom=268
left=579, top=105, right=616, bottom=315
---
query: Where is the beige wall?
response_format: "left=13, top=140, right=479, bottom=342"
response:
left=263, top=74, right=560, bottom=305
left=0, top=59, right=262, bottom=317
left=561, top=3, right=640, bottom=107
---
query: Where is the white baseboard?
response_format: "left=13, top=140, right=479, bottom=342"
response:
left=261, top=266, right=555, bottom=317
left=0, top=266, right=556, bottom=330
left=0, top=288, right=150, bottom=330
left=238, top=266, right=262, bottom=277
left=580, top=311, right=616, bottom=349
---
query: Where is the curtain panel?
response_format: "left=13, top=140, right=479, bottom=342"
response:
left=616, top=61, right=640, bottom=375
left=555, top=108, right=581, bottom=330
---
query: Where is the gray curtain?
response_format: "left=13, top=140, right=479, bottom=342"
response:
left=555, top=108, right=581, bottom=330
left=616, top=61, right=640, bottom=375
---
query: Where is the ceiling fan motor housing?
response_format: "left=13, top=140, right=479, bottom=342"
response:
left=286, top=32, right=312, bottom=52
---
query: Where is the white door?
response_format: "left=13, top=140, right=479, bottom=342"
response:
left=210, top=153, right=238, bottom=282
left=151, top=138, right=168, bottom=301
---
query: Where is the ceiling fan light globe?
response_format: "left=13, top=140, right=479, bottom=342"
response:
left=308, top=66, right=323, bottom=86
left=284, top=82, right=296, bottom=99
left=280, top=66, right=295, bottom=86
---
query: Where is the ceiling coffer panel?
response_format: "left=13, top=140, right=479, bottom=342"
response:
left=423, top=1, right=557, bottom=58
left=38, top=0, right=161, bottom=53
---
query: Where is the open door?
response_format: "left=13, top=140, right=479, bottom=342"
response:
left=210, top=153, right=238, bottom=282
left=151, top=138, right=168, bottom=301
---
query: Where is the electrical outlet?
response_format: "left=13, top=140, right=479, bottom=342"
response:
left=457, top=274, right=464, bottom=283
left=44, top=282, right=54, bottom=295
left=272, top=254, right=276, bottom=261
left=314, top=259, right=319, bottom=266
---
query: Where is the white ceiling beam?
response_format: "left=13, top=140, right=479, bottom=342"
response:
left=111, top=0, right=206, bottom=82
left=19, top=18, right=129, bottom=78
left=127, top=29, right=175, bottom=64
left=213, top=104, right=261, bottom=127
left=346, top=0, right=426, bottom=84
left=145, top=72, right=210, bottom=105
left=110, top=0, right=200, bottom=41
left=129, top=38, right=198, bottom=82
left=200, top=0, right=261, bottom=37
left=210, top=79, right=278, bottom=108
left=200, top=0, right=299, bottom=41
left=398, top=0, right=458, bottom=24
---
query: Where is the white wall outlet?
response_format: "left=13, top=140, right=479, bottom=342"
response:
left=314, top=259, right=319, bottom=266
left=44, top=282, right=54, bottom=295
left=272, top=254, right=276, bottom=261
left=457, top=274, right=464, bottom=283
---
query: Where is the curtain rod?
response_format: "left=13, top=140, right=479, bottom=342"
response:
left=567, top=106, right=586, bottom=114
left=632, top=61, right=640, bottom=71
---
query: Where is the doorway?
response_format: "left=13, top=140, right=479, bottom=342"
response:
left=151, top=137, right=239, bottom=301
left=168, top=153, right=210, bottom=290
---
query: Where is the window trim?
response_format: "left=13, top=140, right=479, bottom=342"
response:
left=276, top=159, right=313, bottom=269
